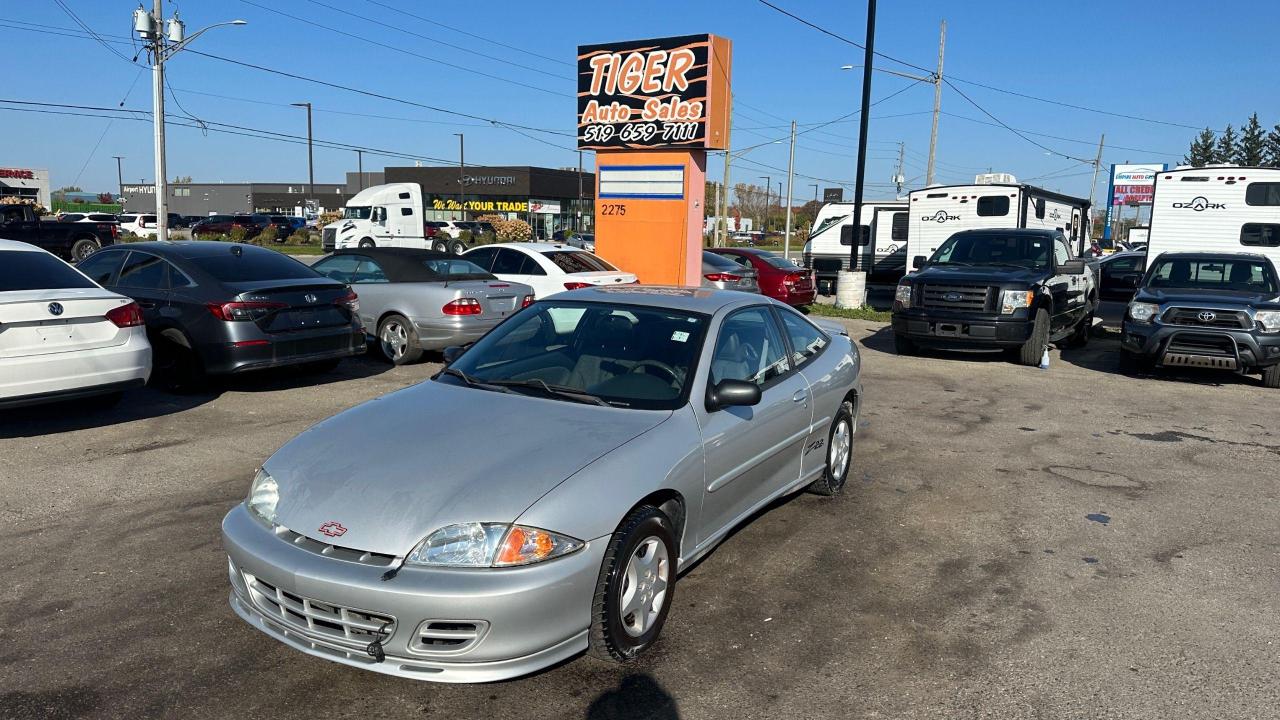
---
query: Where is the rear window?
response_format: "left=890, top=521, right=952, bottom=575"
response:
left=118, top=215, right=136, bottom=223
left=187, top=247, right=319, bottom=282
left=543, top=250, right=616, bottom=273
left=760, top=254, right=801, bottom=270
left=0, top=251, right=97, bottom=291
left=1245, top=183, right=1280, bottom=206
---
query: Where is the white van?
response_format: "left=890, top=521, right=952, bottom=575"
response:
left=321, top=183, right=468, bottom=255
left=802, top=201, right=908, bottom=291
left=906, top=178, right=1090, bottom=270
left=1145, top=166, right=1280, bottom=266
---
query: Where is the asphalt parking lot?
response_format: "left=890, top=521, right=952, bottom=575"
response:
left=2, top=317, right=1278, bottom=720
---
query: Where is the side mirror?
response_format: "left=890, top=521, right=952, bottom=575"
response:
left=706, top=379, right=761, bottom=411
left=912, top=256, right=925, bottom=270
left=1060, top=260, right=1087, bottom=275
left=441, top=345, right=467, bottom=364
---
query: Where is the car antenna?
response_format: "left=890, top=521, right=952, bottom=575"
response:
left=230, top=244, right=242, bottom=256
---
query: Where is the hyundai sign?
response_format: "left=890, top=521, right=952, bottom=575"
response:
left=1103, top=163, right=1166, bottom=240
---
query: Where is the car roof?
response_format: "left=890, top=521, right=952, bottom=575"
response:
left=108, top=240, right=275, bottom=259
left=1151, top=251, right=1272, bottom=262
left=560, top=285, right=778, bottom=314
left=0, top=238, right=44, bottom=252
left=329, top=247, right=469, bottom=282
left=953, top=228, right=1060, bottom=237
left=485, top=242, right=580, bottom=253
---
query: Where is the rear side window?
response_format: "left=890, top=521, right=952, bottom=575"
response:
left=977, top=196, right=1010, bottom=216
left=491, top=248, right=529, bottom=274
left=1241, top=223, right=1280, bottom=247
left=0, top=251, right=97, bottom=291
left=76, top=251, right=127, bottom=285
left=312, top=254, right=361, bottom=282
left=188, top=248, right=318, bottom=282
left=544, top=251, right=616, bottom=273
left=778, top=308, right=828, bottom=366
left=891, top=212, right=908, bottom=240
left=118, top=215, right=137, bottom=223
left=1245, top=183, right=1280, bottom=206
left=465, top=247, right=497, bottom=271
left=117, top=252, right=170, bottom=290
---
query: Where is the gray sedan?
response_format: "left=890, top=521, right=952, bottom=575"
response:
left=222, top=286, right=862, bottom=682
left=702, top=250, right=761, bottom=292
left=312, top=248, right=533, bottom=364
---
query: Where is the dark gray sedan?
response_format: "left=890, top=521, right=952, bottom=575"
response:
left=312, top=248, right=533, bottom=364
left=702, top=250, right=761, bottom=293
left=222, top=286, right=862, bottom=682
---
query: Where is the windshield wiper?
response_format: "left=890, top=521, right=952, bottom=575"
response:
left=437, top=367, right=515, bottom=394
left=487, top=378, right=614, bottom=407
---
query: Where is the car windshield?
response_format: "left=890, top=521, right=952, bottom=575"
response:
left=0, top=251, right=97, bottom=291
left=421, top=258, right=493, bottom=279
left=343, top=206, right=372, bottom=220
left=543, top=250, right=616, bottom=273
left=441, top=300, right=708, bottom=410
left=188, top=247, right=319, bottom=282
left=1147, top=257, right=1278, bottom=293
left=930, top=232, right=1051, bottom=268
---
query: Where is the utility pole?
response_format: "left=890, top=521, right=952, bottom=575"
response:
left=926, top=20, right=946, bottom=186
left=894, top=141, right=906, bottom=195
left=291, top=102, right=314, bottom=203
left=810, top=183, right=819, bottom=205
left=758, top=176, right=771, bottom=234
left=784, top=120, right=797, bottom=261
left=1088, top=134, right=1105, bottom=246
left=133, top=3, right=245, bottom=240
left=356, top=149, right=364, bottom=191
left=718, top=150, right=731, bottom=248
left=841, top=0, right=876, bottom=307
left=577, top=150, right=583, bottom=232
left=454, top=133, right=465, bottom=219
left=112, top=156, right=125, bottom=201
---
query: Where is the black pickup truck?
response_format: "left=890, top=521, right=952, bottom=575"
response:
left=1120, top=252, right=1280, bottom=387
left=892, top=228, right=1097, bottom=366
left=0, top=203, right=118, bottom=261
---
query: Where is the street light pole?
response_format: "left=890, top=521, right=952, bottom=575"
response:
left=292, top=102, right=314, bottom=203
left=758, top=176, right=771, bottom=235
left=356, top=149, right=364, bottom=191
left=841, top=0, right=877, bottom=308
left=810, top=183, right=819, bottom=204
left=784, top=120, right=797, bottom=261
left=112, top=156, right=125, bottom=203
left=454, top=133, right=465, bottom=220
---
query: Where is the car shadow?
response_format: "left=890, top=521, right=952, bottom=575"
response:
left=858, top=325, right=1013, bottom=365
left=1059, top=325, right=1263, bottom=388
left=586, top=673, right=681, bottom=719
left=0, top=354, right=393, bottom=438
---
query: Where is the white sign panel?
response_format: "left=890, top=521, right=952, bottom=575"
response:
left=599, top=165, right=684, bottom=199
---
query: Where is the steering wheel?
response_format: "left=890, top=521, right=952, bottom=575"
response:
left=630, top=360, right=681, bottom=386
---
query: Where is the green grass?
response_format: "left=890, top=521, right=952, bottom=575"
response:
left=804, top=303, right=892, bottom=322
left=276, top=244, right=326, bottom=255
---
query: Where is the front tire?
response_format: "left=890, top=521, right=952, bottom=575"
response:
left=1016, top=308, right=1050, bottom=366
left=893, top=333, right=917, bottom=356
left=377, top=314, right=424, bottom=365
left=1119, top=348, right=1153, bottom=375
left=1262, top=363, right=1280, bottom=389
left=588, top=505, right=677, bottom=663
left=71, top=238, right=99, bottom=262
left=357, top=237, right=375, bottom=248
left=807, top=399, right=854, bottom=495
left=447, top=239, right=466, bottom=256
left=431, top=239, right=449, bottom=253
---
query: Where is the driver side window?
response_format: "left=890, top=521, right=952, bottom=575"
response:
left=710, top=307, right=791, bottom=387
left=1053, top=240, right=1070, bottom=268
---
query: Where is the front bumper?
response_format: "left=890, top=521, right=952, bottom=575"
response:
left=1121, top=321, right=1280, bottom=369
left=222, top=505, right=606, bottom=683
left=412, top=315, right=503, bottom=351
left=892, top=309, right=1033, bottom=348
left=200, top=326, right=366, bottom=375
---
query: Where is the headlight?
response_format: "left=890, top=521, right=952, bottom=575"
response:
left=1128, top=302, right=1159, bottom=323
left=1256, top=310, right=1280, bottom=333
left=404, top=523, right=584, bottom=568
left=894, top=283, right=911, bottom=306
left=247, top=468, right=279, bottom=523
left=1000, top=289, right=1035, bottom=315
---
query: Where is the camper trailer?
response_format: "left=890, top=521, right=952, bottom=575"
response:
left=803, top=200, right=909, bottom=291
left=906, top=178, right=1091, bottom=270
left=1145, top=166, right=1280, bottom=266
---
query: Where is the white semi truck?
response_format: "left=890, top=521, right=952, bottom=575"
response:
left=321, top=183, right=467, bottom=254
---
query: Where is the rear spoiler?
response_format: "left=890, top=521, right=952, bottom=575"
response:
left=812, top=318, right=849, bottom=337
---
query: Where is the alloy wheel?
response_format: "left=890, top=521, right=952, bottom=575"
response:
left=619, top=537, right=670, bottom=638
left=830, top=418, right=851, bottom=480
left=380, top=320, right=408, bottom=360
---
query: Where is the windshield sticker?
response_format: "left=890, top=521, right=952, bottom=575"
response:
left=671, top=330, right=690, bottom=342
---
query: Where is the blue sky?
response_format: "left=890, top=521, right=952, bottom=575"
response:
left=3, top=0, right=1277, bottom=202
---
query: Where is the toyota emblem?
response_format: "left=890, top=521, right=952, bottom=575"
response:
left=318, top=521, right=347, bottom=538
left=303, top=293, right=318, bottom=304
left=942, top=292, right=963, bottom=302
left=48, top=302, right=64, bottom=316
left=1197, top=310, right=1216, bottom=323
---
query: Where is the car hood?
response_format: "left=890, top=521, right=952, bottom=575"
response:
left=264, top=380, right=671, bottom=556
left=908, top=264, right=1047, bottom=286
left=1137, top=288, right=1280, bottom=307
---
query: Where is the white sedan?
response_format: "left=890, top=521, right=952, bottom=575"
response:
left=0, top=239, right=151, bottom=409
left=463, top=242, right=636, bottom=299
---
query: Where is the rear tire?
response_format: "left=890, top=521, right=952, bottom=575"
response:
left=1016, top=308, right=1050, bottom=366
left=588, top=505, right=677, bottom=663
left=1262, top=363, right=1280, bottom=389
left=807, top=400, right=854, bottom=496
left=377, top=314, right=424, bottom=365
left=893, top=333, right=917, bottom=356
left=357, top=237, right=375, bottom=248
left=447, top=239, right=466, bottom=256
left=71, top=238, right=100, bottom=262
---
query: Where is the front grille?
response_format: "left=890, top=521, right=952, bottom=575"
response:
left=273, top=525, right=397, bottom=567
left=322, top=227, right=336, bottom=251
left=920, top=284, right=992, bottom=311
left=1163, top=307, right=1251, bottom=329
left=410, top=620, right=489, bottom=656
left=246, top=573, right=395, bottom=648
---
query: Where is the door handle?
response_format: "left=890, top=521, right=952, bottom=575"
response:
left=137, top=300, right=156, bottom=309
left=792, top=390, right=807, bottom=403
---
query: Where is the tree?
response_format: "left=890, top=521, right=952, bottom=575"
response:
left=96, top=192, right=115, bottom=204
left=171, top=175, right=193, bottom=183
left=1183, top=127, right=1216, bottom=167
left=1266, top=124, right=1280, bottom=167
left=732, top=183, right=769, bottom=228
left=1213, top=124, right=1238, bottom=165
left=1237, top=113, right=1267, bottom=166
left=55, top=185, right=83, bottom=194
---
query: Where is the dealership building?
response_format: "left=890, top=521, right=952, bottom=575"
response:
left=384, top=165, right=594, bottom=237
left=120, top=181, right=353, bottom=217
left=0, top=166, right=51, bottom=207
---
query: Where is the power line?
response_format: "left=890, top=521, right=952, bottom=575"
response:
left=942, top=78, right=1090, bottom=163
left=755, top=0, right=932, bottom=75
left=51, top=0, right=139, bottom=66
left=170, top=87, right=488, bottom=128
left=360, top=0, right=573, bottom=68
left=939, top=111, right=1183, bottom=157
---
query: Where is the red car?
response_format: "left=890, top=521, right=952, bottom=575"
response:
left=707, top=248, right=816, bottom=306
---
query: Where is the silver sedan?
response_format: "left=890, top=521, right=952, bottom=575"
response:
left=702, top=250, right=761, bottom=292
left=311, top=248, right=533, bottom=364
left=222, top=286, right=862, bottom=682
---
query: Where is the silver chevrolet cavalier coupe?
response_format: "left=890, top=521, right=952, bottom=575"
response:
left=222, top=286, right=862, bottom=682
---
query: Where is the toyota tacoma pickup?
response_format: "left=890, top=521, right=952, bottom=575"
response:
left=0, top=203, right=118, bottom=262
left=892, top=228, right=1096, bottom=365
left=1121, top=252, right=1280, bottom=387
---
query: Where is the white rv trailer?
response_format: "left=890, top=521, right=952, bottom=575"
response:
left=802, top=200, right=909, bottom=290
left=906, top=178, right=1091, bottom=270
left=1145, top=166, right=1280, bottom=266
